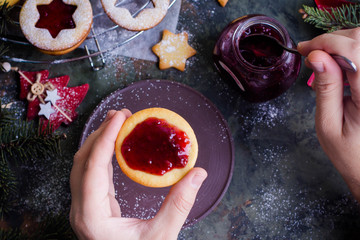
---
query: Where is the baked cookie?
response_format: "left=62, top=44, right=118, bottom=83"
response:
left=152, top=30, right=196, bottom=71
left=218, top=0, right=228, bottom=7
left=19, top=0, right=93, bottom=55
left=115, top=108, right=198, bottom=188
left=0, top=0, right=20, bottom=6
left=101, top=0, right=169, bottom=31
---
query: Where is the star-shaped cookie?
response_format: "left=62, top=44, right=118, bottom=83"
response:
left=152, top=30, right=196, bottom=71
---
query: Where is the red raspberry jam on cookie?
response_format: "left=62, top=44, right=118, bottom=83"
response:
left=35, top=0, right=77, bottom=38
left=121, top=117, right=190, bottom=175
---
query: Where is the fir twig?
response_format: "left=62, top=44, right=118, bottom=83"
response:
left=0, top=228, right=24, bottom=240
left=0, top=1, right=15, bottom=57
left=302, top=4, right=360, bottom=32
left=0, top=102, right=14, bottom=127
left=0, top=120, right=65, bottom=164
left=0, top=1, right=15, bottom=35
left=0, top=161, right=17, bottom=219
left=29, top=215, right=76, bottom=240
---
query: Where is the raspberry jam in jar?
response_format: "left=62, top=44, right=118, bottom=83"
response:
left=213, top=14, right=301, bottom=102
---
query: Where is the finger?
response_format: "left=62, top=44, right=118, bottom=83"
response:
left=72, top=109, right=130, bottom=185
left=82, top=111, right=129, bottom=211
left=151, top=168, right=207, bottom=239
left=306, top=50, right=344, bottom=137
left=297, top=33, right=358, bottom=59
left=330, top=28, right=360, bottom=41
left=107, top=162, right=122, bottom=217
left=70, top=110, right=118, bottom=205
left=347, top=69, right=360, bottom=110
left=298, top=33, right=360, bottom=100
left=106, top=109, right=131, bottom=194
left=74, top=110, right=118, bottom=163
left=86, top=109, right=130, bottom=169
left=298, top=30, right=360, bottom=115
left=120, top=108, right=132, bottom=118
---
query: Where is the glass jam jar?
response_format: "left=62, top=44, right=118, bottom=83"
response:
left=213, top=14, right=301, bottom=102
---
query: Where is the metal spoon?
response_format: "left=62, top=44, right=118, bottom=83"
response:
left=247, top=34, right=357, bottom=73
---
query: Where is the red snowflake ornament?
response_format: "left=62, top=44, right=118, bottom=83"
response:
left=19, top=70, right=89, bottom=131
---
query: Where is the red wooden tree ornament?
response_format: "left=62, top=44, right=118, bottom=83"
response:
left=19, top=70, right=89, bottom=131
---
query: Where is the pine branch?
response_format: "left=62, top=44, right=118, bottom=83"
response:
left=0, top=1, right=15, bottom=57
left=29, top=215, right=76, bottom=240
left=0, top=214, right=76, bottom=240
left=302, top=4, right=360, bottom=32
left=0, top=161, right=17, bottom=219
left=0, top=44, right=7, bottom=58
left=0, top=120, right=66, bottom=164
left=0, top=228, right=24, bottom=240
left=0, top=1, right=15, bottom=35
left=0, top=102, right=14, bottom=127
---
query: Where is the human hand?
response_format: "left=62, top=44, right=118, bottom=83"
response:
left=298, top=28, right=360, bottom=201
left=70, top=109, right=207, bottom=240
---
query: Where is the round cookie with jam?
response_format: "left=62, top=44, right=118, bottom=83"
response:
left=115, top=108, right=198, bottom=188
left=101, top=0, right=169, bottom=31
left=19, top=0, right=93, bottom=55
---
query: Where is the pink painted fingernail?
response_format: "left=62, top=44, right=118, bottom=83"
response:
left=307, top=72, right=315, bottom=87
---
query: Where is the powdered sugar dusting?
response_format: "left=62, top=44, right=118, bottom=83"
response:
left=19, top=155, right=72, bottom=215
left=248, top=183, right=358, bottom=238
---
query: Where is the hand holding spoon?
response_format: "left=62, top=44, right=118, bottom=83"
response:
left=243, top=34, right=357, bottom=73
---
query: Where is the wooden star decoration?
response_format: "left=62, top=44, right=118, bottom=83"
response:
left=152, top=30, right=197, bottom=71
left=38, top=102, right=55, bottom=119
left=45, top=89, right=61, bottom=105
left=35, top=0, right=77, bottom=38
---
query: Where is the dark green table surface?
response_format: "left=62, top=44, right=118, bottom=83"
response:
left=1, top=0, right=360, bottom=239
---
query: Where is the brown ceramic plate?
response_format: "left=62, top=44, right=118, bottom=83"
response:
left=80, top=80, right=234, bottom=227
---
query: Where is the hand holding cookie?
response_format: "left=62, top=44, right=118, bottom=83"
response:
left=70, top=109, right=207, bottom=240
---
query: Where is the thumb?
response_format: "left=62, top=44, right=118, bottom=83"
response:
left=306, top=50, right=344, bottom=136
left=151, top=168, right=207, bottom=238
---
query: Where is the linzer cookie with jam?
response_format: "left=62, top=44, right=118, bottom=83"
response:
left=19, top=0, right=93, bottom=55
left=115, top=108, right=198, bottom=188
left=101, top=0, right=169, bottom=31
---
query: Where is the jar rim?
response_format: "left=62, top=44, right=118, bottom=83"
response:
left=232, top=15, right=291, bottom=71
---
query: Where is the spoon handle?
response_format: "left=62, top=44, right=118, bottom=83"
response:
left=265, top=34, right=358, bottom=73
left=330, top=54, right=357, bottom=73
left=283, top=46, right=357, bottom=73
